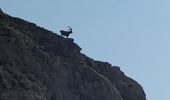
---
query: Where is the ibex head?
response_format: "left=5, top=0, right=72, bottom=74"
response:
left=67, top=26, right=72, bottom=33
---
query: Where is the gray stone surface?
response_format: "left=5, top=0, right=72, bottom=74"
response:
left=0, top=10, right=146, bottom=100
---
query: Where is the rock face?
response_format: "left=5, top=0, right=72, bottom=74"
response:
left=0, top=9, right=146, bottom=100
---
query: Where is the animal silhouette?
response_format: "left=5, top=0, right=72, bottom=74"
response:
left=60, top=26, right=72, bottom=38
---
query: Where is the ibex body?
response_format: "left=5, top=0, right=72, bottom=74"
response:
left=60, top=26, right=72, bottom=38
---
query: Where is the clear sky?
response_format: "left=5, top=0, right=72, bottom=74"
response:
left=1, top=0, right=170, bottom=100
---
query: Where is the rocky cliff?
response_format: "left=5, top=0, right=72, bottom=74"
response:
left=0, top=9, right=146, bottom=100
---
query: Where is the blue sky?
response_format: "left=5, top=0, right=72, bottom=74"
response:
left=1, top=0, right=170, bottom=100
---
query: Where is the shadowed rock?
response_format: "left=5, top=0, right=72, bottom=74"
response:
left=0, top=9, right=146, bottom=100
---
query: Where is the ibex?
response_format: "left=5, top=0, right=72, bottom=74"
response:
left=60, top=26, right=72, bottom=38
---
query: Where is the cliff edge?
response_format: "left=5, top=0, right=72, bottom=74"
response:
left=0, top=9, right=146, bottom=100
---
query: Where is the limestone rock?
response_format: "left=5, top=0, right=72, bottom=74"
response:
left=0, top=9, right=146, bottom=100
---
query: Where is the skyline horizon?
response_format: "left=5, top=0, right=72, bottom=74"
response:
left=1, top=0, right=170, bottom=100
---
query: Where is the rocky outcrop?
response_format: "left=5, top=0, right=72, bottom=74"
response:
left=0, top=9, right=146, bottom=100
